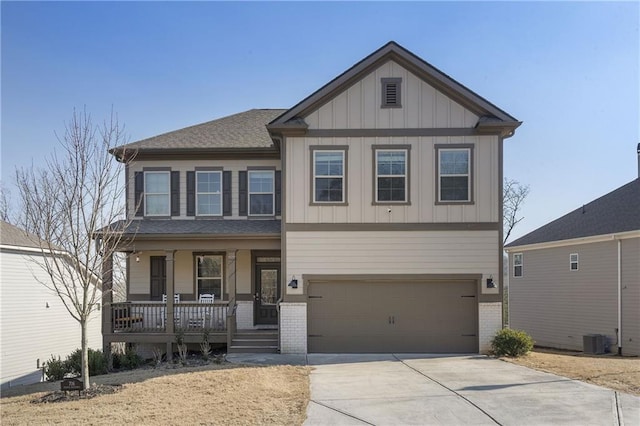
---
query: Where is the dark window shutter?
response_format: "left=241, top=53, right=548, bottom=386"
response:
left=171, top=171, right=180, bottom=216
left=238, top=171, right=248, bottom=217
left=186, top=171, right=195, bottom=216
left=222, top=171, right=232, bottom=216
left=134, top=172, right=144, bottom=217
left=275, top=171, right=282, bottom=216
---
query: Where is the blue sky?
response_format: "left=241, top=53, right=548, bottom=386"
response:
left=2, top=1, right=638, bottom=241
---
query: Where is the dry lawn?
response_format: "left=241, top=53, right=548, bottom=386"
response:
left=504, top=348, right=640, bottom=396
left=1, top=363, right=310, bottom=425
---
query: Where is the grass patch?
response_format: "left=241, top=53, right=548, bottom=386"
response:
left=2, top=363, right=310, bottom=425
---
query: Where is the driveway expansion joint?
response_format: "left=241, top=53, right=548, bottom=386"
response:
left=310, top=400, right=375, bottom=425
left=392, top=354, right=502, bottom=426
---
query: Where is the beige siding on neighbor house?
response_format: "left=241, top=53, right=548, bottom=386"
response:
left=127, top=159, right=280, bottom=220
left=305, top=60, right=479, bottom=130
left=285, top=135, right=499, bottom=223
left=509, top=238, right=640, bottom=356
left=285, top=230, right=499, bottom=295
left=0, top=249, right=102, bottom=388
left=620, top=238, right=639, bottom=356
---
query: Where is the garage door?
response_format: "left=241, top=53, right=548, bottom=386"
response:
left=308, top=280, right=478, bottom=353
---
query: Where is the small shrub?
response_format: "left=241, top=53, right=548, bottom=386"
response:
left=491, top=328, right=534, bottom=357
left=66, top=348, right=108, bottom=376
left=44, top=355, right=68, bottom=381
left=113, top=346, right=143, bottom=370
left=150, top=346, right=164, bottom=367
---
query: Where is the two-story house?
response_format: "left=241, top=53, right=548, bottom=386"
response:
left=99, top=41, right=521, bottom=357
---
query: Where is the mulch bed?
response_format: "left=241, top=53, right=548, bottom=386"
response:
left=31, top=384, right=122, bottom=404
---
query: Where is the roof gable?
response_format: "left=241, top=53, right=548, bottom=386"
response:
left=268, top=41, right=521, bottom=135
left=506, top=179, right=640, bottom=248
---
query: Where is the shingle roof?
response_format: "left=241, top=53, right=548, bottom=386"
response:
left=114, top=109, right=286, bottom=152
left=108, top=219, right=281, bottom=237
left=506, top=178, right=640, bottom=248
left=0, top=220, right=48, bottom=249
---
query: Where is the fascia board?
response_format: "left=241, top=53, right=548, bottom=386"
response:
left=504, top=230, right=640, bottom=253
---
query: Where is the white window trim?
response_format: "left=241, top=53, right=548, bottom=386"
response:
left=438, top=148, right=471, bottom=203
left=313, top=150, right=345, bottom=203
left=375, top=149, right=408, bottom=203
left=513, top=253, right=523, bottom=277
left=570, top=253, right=579, bottom=271
left=196, top=254, right=224, bottom=298
left=144, top=171, right=170, bottom=217
left=196, top=170, right=222, bottom=216
left=248, top=170, right=275, bottom=216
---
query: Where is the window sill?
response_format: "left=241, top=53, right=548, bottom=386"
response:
left=435, top=201, right=475, bottom=206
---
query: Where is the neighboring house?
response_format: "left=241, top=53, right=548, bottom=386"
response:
left=505, top=178, right=640, bottom=356
left=100, top=41, right=521, bottom=355
left=0, top=221, right=102, bottom=388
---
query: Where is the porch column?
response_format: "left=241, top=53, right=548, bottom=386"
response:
left=165, top=250, right=175, bottom=359
left=101, top=251, right=113, bottom=361
left=226, top=249, right=237, bottom=300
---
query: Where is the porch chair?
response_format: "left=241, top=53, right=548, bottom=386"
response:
left=198, top=294, right=215, bottom=303
left=162, top=293, right=181, bottom=303
left=188, top=294, right=215, bottom=329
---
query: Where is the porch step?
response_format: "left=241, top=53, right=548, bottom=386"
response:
left=228, top=330, right=279, bottom=354
left=228, top=345, right=279, bottom=354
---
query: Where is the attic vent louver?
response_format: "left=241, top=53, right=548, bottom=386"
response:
left=381, top=78, right=402, bottom=108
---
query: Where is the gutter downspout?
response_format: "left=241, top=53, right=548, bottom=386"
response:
left=617, top=238, right=622, bottom=356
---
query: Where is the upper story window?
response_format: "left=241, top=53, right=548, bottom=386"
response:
left=196, top=171, right=222, bottom=216
left=374, top=148, right=409, bottom=203
left=196, top=254, right=223, bottom=299
left=312, top=148, right=348, bottom=204
left=513, top=253, right=523, bottom=277
left=144, top=171, right=170, bottom=216
left=249, top=170, right=275, bottom=216
left=436, top=145, right=474, bottom=203
left=570, top=253, right=579, bottom=271
left=381, top=78, right=402, bottom=108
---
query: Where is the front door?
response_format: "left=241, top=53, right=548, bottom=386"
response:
left=255, top=264, right=280, bottom=325
left=150, top=256, right=166, bottom=301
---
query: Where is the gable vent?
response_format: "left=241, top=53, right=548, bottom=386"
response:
left=381, top=77, right=402, bottom=108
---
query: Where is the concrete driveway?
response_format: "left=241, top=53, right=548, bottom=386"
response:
left=303, top=354, right=639, bottom=426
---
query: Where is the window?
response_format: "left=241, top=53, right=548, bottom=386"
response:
left=570, top=253, right=579, bottom=271
left=249, top=170, right=275, bottom=215
left=381, top=78, right=402, bottom=108
left=196, top=255, right=223, bottom=299
left=375, top=149, right=408, bottom=203
left=196, top=171, right=222, bottom=216
left=437, top=146, right=472, bottom=202
left=144, top=171, right=170, bottom=216
left=513, top=253, right=523, bottom=277
left=313, top=150, right=346, bottom=203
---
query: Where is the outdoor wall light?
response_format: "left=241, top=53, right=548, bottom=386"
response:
left=135, top=252, right=140, bottom=263
left=486, top=275, right=496, bottom=289
left=288, top=276, right=298, bottom=288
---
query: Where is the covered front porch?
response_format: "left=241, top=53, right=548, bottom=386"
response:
left=100, top=219, right=282, bottom=357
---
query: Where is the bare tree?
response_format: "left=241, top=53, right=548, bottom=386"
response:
left=0, top=182, right=13, bottom=223
left=503, top=178, right=530, bottom=244
left=15, top=108, right=133, bottom=389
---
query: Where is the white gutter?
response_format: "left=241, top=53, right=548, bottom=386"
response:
left=617, top=238, right=622, bottom=355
